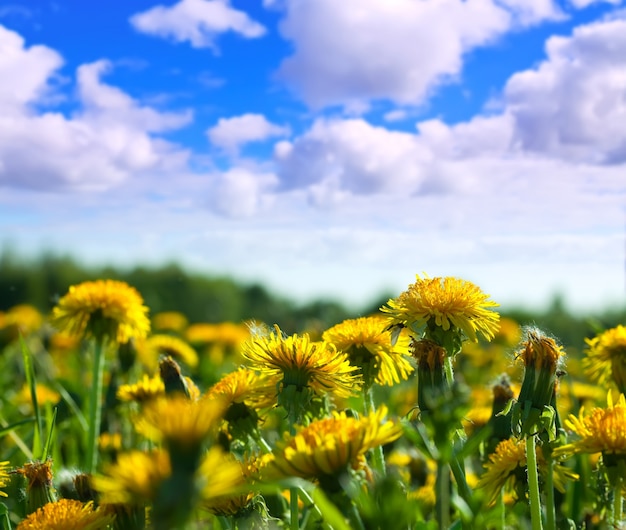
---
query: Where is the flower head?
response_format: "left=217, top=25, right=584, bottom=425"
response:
left=322, top=316, right=414, bottom=387
left=242, top=325, right=362, bottom=402
left=381, top=275, right=500, bottom=342
left=477, top=437, right=578, bottom=503
left=554, top=392, right=626, bottom=459
left=137, top=334, right=198, bottom=371
left=583, top=325, right=626, bottom=393
left=266, top=406, right=402, bottom=485
left=117, top=374, right=165, bottom=404
left=50, top=280, right=150, bottom=344
left=0, top=461, right=9, bottom=498
left=16, top=499, right=114, bottom=530
left=92, top=449, right=171, bottom=506
left=152, top=311, right=188, bottom=333
left=135, top=394, right=226, bottom=451
left=199, top=447, right=252, bottom=515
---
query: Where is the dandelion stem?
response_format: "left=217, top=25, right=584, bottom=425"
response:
left=444, top=356, right=454, bottom=387
left=544, top=456, right=556, bottom=530
left=525, top=434, right=543, bottom=530
left=435, top=460, right=450, bottom=530
left=290, top=488, right=299, bottom=530
left=613, top=471, right=623, bottom=527
left=364, top=388, right=386, bottom=477
left=86, top=336, right=107, bottom=474
left=498, top=489, right=506, bottom=530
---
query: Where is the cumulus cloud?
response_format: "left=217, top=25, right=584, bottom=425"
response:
left=504, top=15, right=626, bottom=164
left=207, top=113, right=289, bottom=154
left=0, top=25, right=191, bottom=191
left=206, top=167, right=278, bottom=217
left=271, top=13, right=626, bottom=207
left=274, top=118, right=434, bottom=200
left=130, top=0, right=266, bottom=51
left=274, top=0, right=562, bottom=109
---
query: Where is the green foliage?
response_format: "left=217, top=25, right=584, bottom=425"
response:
left=0, top=250, right=354, bottom=332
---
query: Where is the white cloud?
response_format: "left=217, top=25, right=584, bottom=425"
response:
left=0, top=25, right=191, bottom=191
left=130, top=0, right=266, bottom=51
left=205, top=167, right=278, bottom=217
left=207, top=113, right=289, bottom=154
left=274, top=118, right=437, bottom=201
left=568, top=0, right=622, bottom=7
left=504, top=15, right=626, bottom=164
left=275, top=0, right=561, bottom=109
left=0, top=25, right=62, bottom=111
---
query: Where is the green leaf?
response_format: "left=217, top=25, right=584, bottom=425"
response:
left=18, top=334, right=42, bottom=458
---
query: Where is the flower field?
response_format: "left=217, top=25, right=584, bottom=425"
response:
left=0, top=274, right=624, bottom=529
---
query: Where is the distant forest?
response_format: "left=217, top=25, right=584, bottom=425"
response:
left=1, top=249, right=624, bottom=349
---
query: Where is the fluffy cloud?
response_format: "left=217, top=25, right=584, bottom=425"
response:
left=505, top=14, right=626, bottom=164
left=130, top=0, right=266, bottom=50
left=207, top=114, right=289, bottom=154
left=271, top=13, right=626, bottom=206
left=275, top=0, right=562, bottom=109
left=206, top=167, right=278, bottom=217
left=0, top=25, right=191, bottom=191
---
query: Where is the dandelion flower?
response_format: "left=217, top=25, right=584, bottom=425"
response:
left=583, top=325, right=626, bottom=393
left=50, top=280, right=150, bottom=344
left=199, top=446, right=252, bottom=514
left=207, top=367, right=277, bottom=413
left=477, top=437, right=578, bottom=503
left=266, top=406, right=402, bottom=483
left=16, top=499, right=114, bottom=530
left=135, top=394, right=226, bottom=450
left=322, top=315, right=414, bottom=387
left=117, top=374, right=165, bottom=404
left=554, top=393, right=626, bottom=459
left=0, top=461, right=9, bottom=497
left=152, top=311, right=188, bottom=333
left=138, top=334, right=198, bottom=371
left=242, top=325, right=361, bottom=401
left=381, top=275, right=500, bottom=342
left=92, top=449, right=171, bottom=506
left=3, top=304, right=43, bottom=335
left=14, top=384, right=61, bottom=411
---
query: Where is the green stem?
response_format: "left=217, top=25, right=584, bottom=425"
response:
left=364, top=388, right=386, bottom=477
left=450, top=456, right=471, bottom=506
left=346, top=501, right=366, bottom=530
left=290, top=488, right=299, bottom=530
left=498, top=489, right=505, bottom=530
left=544, top=456, right=556, bottom=530
left=444, top=356, right=454, bottom=388
left=435, top=461, right=450, bottom=530
left=525, top=435, right=543, bottom=530
left=613, top=472, right=623, bottom=527
left=86, top=337, right=107, bottom=474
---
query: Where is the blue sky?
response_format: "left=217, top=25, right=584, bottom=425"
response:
left=1, top=0, right=625, bottom=313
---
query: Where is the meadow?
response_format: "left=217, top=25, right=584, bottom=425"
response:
left=0, top=260, right=625, bottom=529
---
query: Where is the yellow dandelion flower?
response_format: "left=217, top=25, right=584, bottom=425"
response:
left=206, top=367, right=277, bottom=411
left=50, top=279, right=150, bottom=344
left=92, top=449, right=170, bottom=505
left=16, top=499, right=114, bottom=530
left=117, top=374, right=165, bottom=403
left=14, top=384, right=61, bottom=411
left=98, top=432, right=122, bottom=452
left=583, top=325, right=626, bottom=393
left=135, top=394, right=226, bottom=450
left=517, top=327, right=564, bottom=374
left=152, top=311, right=188, bottom=333
left=0, top=461, right=9, bottom=497
left=554, top=393, right=626, bottom=459
left=477, top=437, right=578, bottom=503
left=266, top=406, right=402, bottom=481
left=199, top=446, right=252, bottom=515
left=242, top=325, right=361, bottom=401
left=322, top=315, right=414, bottom=387
left=380, top=275, right=500, bottom=342
left=137, top=334, right=199, bottom=371
left=3, top=304, right=43, bottom=335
